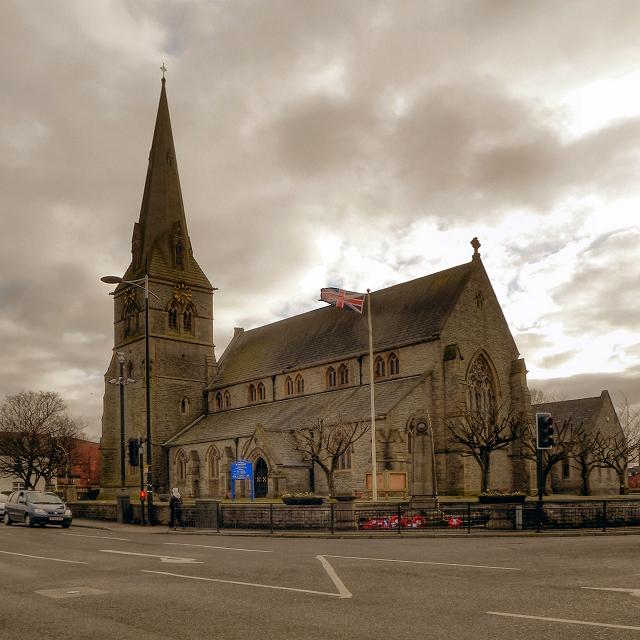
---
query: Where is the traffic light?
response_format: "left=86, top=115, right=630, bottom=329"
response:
left=536, top=413, right=555, bottom=449
left=139, top=489, right=147, bottom=501
left=128, top=438, right=140, bottom=466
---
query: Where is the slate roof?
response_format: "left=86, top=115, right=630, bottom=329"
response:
left=167, top=375, right=425, bottom=448
left=214, top=261, right=475, bottom=386
left=532, top=395, right=603, bottom=428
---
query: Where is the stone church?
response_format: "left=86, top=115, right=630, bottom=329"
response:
left=100, top=79, right=535, bottom=499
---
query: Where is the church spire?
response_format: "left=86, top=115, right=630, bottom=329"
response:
left=124, top=74, right=211, bottom=288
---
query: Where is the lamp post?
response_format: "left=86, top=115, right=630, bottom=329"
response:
left=101, top=274, right=160, bottom=525
left=108, top=351, right=136, bottom=488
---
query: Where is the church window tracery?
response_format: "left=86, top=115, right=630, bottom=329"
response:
left=285, top=376, right=294, bottom=395
left=388, top=353, right=399, bottom=376
left=175, top=450, right=187, bottom=482
left=168, top=303, right=179, bottom=331
left=337, top=446, right=352, bottom=471
left=295, top=375, right=304, bottom=394
left=326, top=367, right=336, bottom=388
left=224, top=391, right=231, bottom=408
left=249, top=384, right=257, bottom=403
left=374, top=356, right=386, bottom=379
left=207, top=447, right=220, bottom=480
left=183, top=304, right=194, bottom=333
left=466, top=354, right=496, bottom=417
left=215, top=392, right=223, bottom=410
left=123, top=294, right=140, bottom=337
left=257, top=382, right=266, bottom=401
left=338, top=364, right=349, bottom=385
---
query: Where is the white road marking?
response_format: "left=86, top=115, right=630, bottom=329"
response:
left=142, top=570, right=349, bottom=598
left=324, top=554, right=520, bottom=571
left=0, top=550, right=88, bottom=565
left=583, top=587, right=640, bottom=598
left=164, top=542, right=271, bottom=553
left=100, top=550, right=202, bottom=564
left=63, top=533, right=130, bottom=541
left=487, top=611, right=640, bottom=631
left=317, top=555, right=352, bottom=598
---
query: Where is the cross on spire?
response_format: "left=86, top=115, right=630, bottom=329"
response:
left=160, top=63, right=167, bottom=80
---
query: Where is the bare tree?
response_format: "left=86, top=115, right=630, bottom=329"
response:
left=0, top=391, right=84, bottom=489
left=595, top=432, right=640, bottom=495
left=288, top=416, right=370, bottom=497
left=446, top=403, right=527, bottom=493
left=615, top=395, right=640, bottom=466
left=520, top=417, right=576, bottom=495
left=570, top=423, right=605, bottom=496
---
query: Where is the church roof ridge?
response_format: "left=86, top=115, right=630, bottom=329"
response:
left=215, top=260, right=474, bottom=386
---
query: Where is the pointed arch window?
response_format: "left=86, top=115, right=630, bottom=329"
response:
left=168, top=303, right=179, bottom=331
left=224, top=390, right=231, bottom=408
left=285, top=376, right=294, bottom=396
left=466, top=354, right=496, bottom=418
left=388, top=353, right=399, bottom=376
left=123, top=302, right=140, bottom=337
left=257, top=382, right=266, bottom=401
left=207, top=447, right=220, bottom=480
left=337, top=446, right=353, bottom=471
left=175, top=450, right=187, bottom=482
left=295, top=375, right=304, bottom=394
left=249, top=384, right=257, bottom=403
left=174, top=238, right=184, bottom=268
left=406, top=421, right=415, bottom=454
left=183, top=304, right=194, bottom=334
left=338, top=363, right=349, bottom=385
left=374, top=356, right=386, bottom=379
left=326, top=367, right=337, bottom=388
left=215, top=392, right=223, bottom=410
left=180, top=397, right=190, bottom=415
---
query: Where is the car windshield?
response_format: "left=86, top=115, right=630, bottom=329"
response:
left=26, top=492, right=63, bottom=505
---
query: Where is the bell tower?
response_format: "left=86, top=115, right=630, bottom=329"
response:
left=100, top=76, right=215, bottom=494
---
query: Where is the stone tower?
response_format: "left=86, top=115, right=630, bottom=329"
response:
left=100, top=77, right=215, bottom=494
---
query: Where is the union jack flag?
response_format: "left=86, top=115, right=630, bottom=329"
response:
left=320, top=287, right=366, bottom=314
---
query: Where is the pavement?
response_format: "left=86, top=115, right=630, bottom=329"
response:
left=2, top=519, right=640, bottom=639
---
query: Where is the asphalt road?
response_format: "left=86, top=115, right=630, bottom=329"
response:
left=0, top=521, right=639, bottom=640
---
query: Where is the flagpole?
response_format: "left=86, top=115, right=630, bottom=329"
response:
left=366, top=289, right=378, bottom=502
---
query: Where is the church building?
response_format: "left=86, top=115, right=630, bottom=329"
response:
left=100, top=79, right=535, bottom=499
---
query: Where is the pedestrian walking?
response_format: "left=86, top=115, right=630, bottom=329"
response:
left=169, top=487, right=184, bottom=529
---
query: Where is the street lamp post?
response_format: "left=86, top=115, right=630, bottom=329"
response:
left=108, top=351, right=136, bottom=488
left=102, top=274, right=160, bottom=525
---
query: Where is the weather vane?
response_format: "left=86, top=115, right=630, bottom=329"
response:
left=160, top=63, right=167, bottom=80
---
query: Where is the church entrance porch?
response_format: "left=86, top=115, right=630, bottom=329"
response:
left=254, top=458, right=268, bottom=498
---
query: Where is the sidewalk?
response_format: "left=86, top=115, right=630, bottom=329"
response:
left=71, top=517, right=640, bottom=539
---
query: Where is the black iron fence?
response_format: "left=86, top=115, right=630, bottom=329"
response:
left=176, top=499, right=640, bottom=534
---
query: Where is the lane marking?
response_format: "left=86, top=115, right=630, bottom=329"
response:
left=141, top=570, right=348, bottom=598
left=100, top=550, right=202, bottom=564
left=583, top=587, right=640, bottom=598
left=324, top=554, right=520, bottom=571
left=164, top=542, right=271, bottom=553
left=317, top=555, right=352, bottom=598
left=0, top=550, right=88, bottom=565
left=63, top=533, right=130, bottom=541
left=487, top=611, right=640, bottom=631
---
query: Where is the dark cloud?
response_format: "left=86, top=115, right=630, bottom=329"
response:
left=2, top=0, right=640, bottom=439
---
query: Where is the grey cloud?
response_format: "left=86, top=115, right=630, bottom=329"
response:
left=550, top=228, right=640, bottom=333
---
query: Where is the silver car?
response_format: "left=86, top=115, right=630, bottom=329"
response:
left=4, top=490, right=72, bottom=528
left=0, top=492, right=8, bottom=520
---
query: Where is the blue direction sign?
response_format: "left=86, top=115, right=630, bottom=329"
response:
left=230, top=459, right=254, bottom=500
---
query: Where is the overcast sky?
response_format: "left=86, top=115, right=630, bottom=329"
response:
left=2, top=0, right=640, bottom=441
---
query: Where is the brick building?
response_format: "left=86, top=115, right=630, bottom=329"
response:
left=100, top=79, right=535, bottom=498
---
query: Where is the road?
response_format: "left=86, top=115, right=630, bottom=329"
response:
left=1, top=522, right=639, bottom=639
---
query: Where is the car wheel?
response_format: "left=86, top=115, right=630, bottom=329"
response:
left=62, top=522, right=71, bottom=529
left=3, top=513, right=11, bottom=526
left=25, top=514, right=34, bottom=528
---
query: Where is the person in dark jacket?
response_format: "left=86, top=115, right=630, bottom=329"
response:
left=169, top=487, right=184, bottom=529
